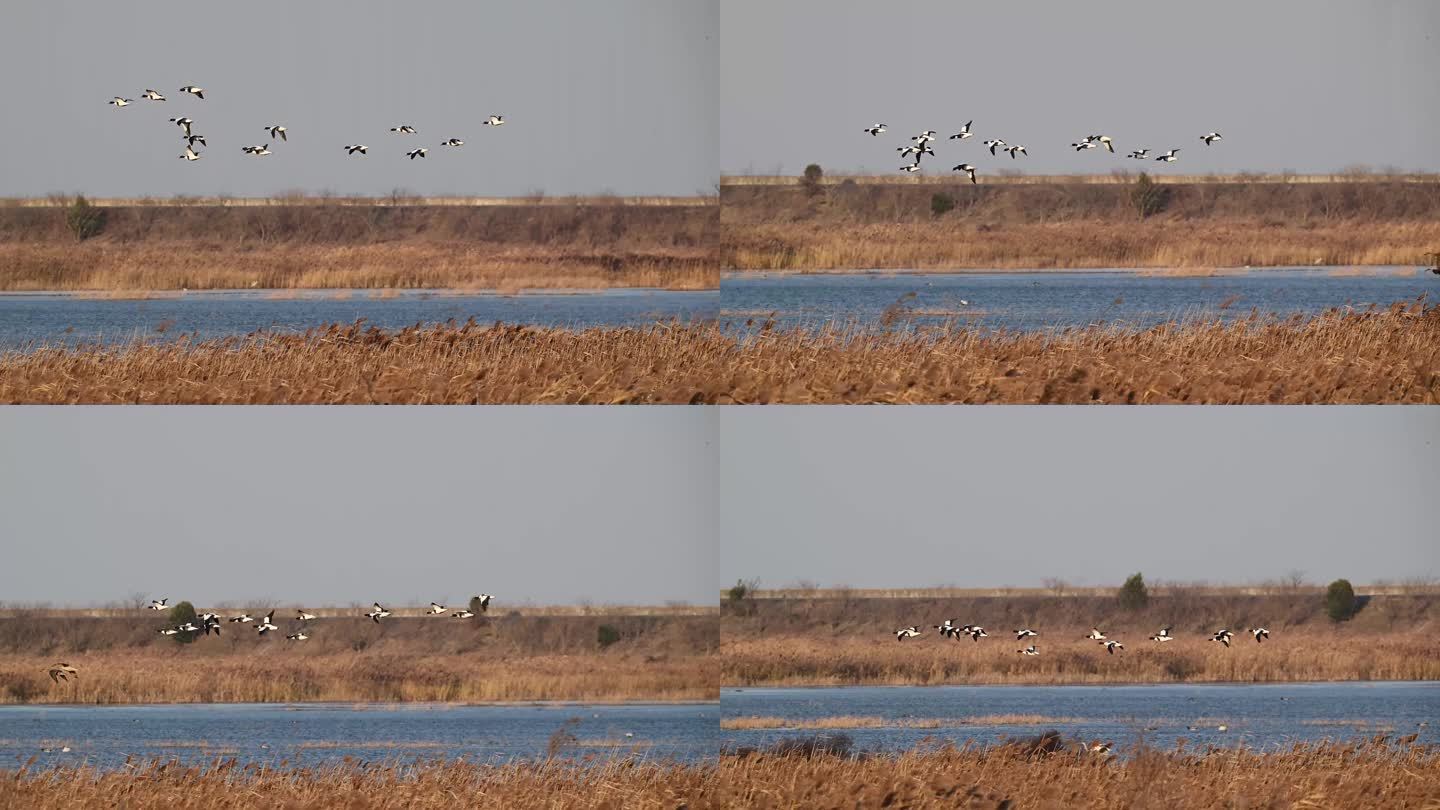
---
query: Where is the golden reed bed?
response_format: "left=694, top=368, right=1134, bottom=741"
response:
left=0, top=303, right=1434, bottom=403
left=3, top=741, right=1435, bottom=809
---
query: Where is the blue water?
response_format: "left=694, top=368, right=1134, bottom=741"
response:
left=721, top=268, right=1434, bottom=332
left=722, top=683, right=1440, bottom=753
left=0, top=702, right=717, bottom=770
left=0, top=288, right=719, bottom=350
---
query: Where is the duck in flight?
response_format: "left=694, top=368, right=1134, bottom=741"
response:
left=1089, top=135, right=1115, bottom=153
left=900, top=163, right=922, bottom=173
left=483, top=115, right=505, bottom=126
left=427, top=602, right=447, bottom=615
left=896, top=626, right=923, bottom=641
left=983, top=139, right=1006, bottom=156
left=148, top=598, right=169, bottom=611
left=229, top=613, right=254, bottom=623
left=109, top=97, right=132, bottom=107
left=242, top=145, right=272, bottom=156
left=1072, top=141, right=1099, bottom=151
left=366, top=603, right=392, bottom=623
left=1127, top=149, right=1150, bottom=160
left=963, top=625, right=988, bottom=641
left=407, top=147, right=428, bottom=159
left=949, top=120, right=973, bottom=140
left=179, top=86, right=204, bottom=99
left=935, top=620, right=960, bottom=638
left=1250, top=627, right=1270, bottom=643
left=952, top=163, right=977, bottom=184
left=911, top=130, right=937, bottom=144
left=1210, top=629, right=1235, bottom=647
left=475, top=594, right=493, bottom=612
left=1150, top=626, right=1175, bottom=642
left=390, top=125, right=417, bottom=134
left=863, top=123, right=887, bottom=136
left=266, top=125, right=287, bottom=141
left=452, top=609, right=475, bottom=619
left=442, top=138, right=464, bottom=147
left=296, top=611, right=317, bottom=622
left=185, top=134, right=207, bottom=147
left=257, top=613, right=279, bottom=635
left=1102, top=640, right=1124, bottom=655
left=1005, top=144, right=1027, bottom=159
left=1018, top=644, right=1040, bottom=656
left=1015, top=629, right=1038, bottom=641
left=286, top=632, right=309, bottom=641
left=47, top=663, right=79, bottom=683
left=898, top=143, right=934, bottom=160
left=1155, top=149, right=1181, bottom=162
left=142, top=89, right=166, bottom=101
left=345, top=145, right=368, bottom=155
left=1200, top=132, right=1223, bottom=145
left=169, top=117, right=194, bottom=137
left=1085, top=628, right=1107, bottom=641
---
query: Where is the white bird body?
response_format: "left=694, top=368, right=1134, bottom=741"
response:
left=390, top=125, right=417, bottom=134
left=983, top=139, right=1006, bottom=155
left=407, top=148, right=428, bottom=159
left=1103, top=640, right=1124, bottom=654
left=1150, top=627, right=1174, bottom=642
left=484, top=116, right=505, bottom=126
left=1015, top=629, right=1038, bottom=640
left=1018, top=644, right=1040, bottom=656
left=287, top=632, right=309, bottom=641
left=365, top=602, right=391, bottom=622
left=949, top=120, right=973, bottom=140
left=442, top=138, right=464, bottom=147
left=1085, top=628, right=1107, bottom=641
left=864, top=123, right=887, bottom=136
left=1211, top=629, right=1235, bottom=647
left=1250, top=627, right=1270, bottom=642
left=230, top=614, right=254, bottom=623
left=952, top=163, right=977, bottom=184
left=900, top=163, right=921, bottom=173
left=1128, top=149, right=1150, bottom=159
left=1005, top=144, right=1027, bottom=159
left=345, top=145, right=368, bottom=155
left=428, top=602, right=447, bottom=615
left=1201, top=132, right=1223, bottom=145
left=109, top=97, right=132, bottom=107
left=296, top=611, right=317, bottom=622
left=266, top=125, right=287, bottom=141
left=452, top=610, right=475, bottom=618
left=476, top=594, right=493, bottom=612
left=142, top=89, right=166, bottom=101
left=148, top=599, right=168, bottom=611
left=1156, top=149, right=1181, bottom=162
left=179, top=86, right=204, bottom=99
left=896, top=626, right=923, bottom=640
left=257, top=613, right=279, bottom=634
left=242, top=145, right=271, bottom=156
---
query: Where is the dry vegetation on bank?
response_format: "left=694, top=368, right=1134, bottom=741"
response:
left=0, top=613, right=717, bottom=704
left=714, top=738, right=1440, bottom=809
left=722, top=590, right=1440, bottom=686
left=1, top=302, right=1434, bottom=403
left=0, top=758, right=715, bottom=810
left=722, top=177, right=1440, bottom=269
left=0, top=202, right=717, bottom=291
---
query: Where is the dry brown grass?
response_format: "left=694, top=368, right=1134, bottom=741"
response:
left=721, top=591, right=1440, bottom=686
left=721, top=715, right=1077, bottom=730
left=0, top=613, right=717, bottom=704
left=0, top=757, right=716, bottom=810
left=0, top=203, right=717, bottom=291
left=714, top=739, right=1440, bottom=809
left=1, top=302, right=1433, bottom=403
left=722, top=179, right=1440, bottom=270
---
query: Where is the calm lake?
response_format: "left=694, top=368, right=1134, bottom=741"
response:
left=1, top=702, right=717, bottom=770
left=722, top=683, right=1439, bottom=752
left=721, top=268, right=1434, bottom=332
left=0, top=288, right=719, bottom=350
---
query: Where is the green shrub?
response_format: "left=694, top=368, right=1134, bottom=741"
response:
left=167, top=601, right=199, bottom=644
left=1118, top=573, right=1149, bottom=611
left=802, top=164, right=825, bottom=197
left=1326, top=578, right=1357, bottom=622
left=1130, top=173, right=1170, bottom=220
left=930, top=193, right=956, bottom=217
left=597, top=625, right=621, bottom=648
left=65, top=195, right=107, bottom=241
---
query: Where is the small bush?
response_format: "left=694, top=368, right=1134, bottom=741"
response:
left=597, top=625, right=621, bottom=648
left=930, top=193, right=956, bottom=217
left=1163, top=655, right=1203, bottom=681
left=167, top=601, right=199, bottom=644
left=802, top=164, right=825, bottom=197
left=1326, top=579, right=1357, bottom=622
left=1130, top=173, right=1170, bottom=220
left=66, top=195, right=107, bottom=241
left=1118, top=573, right=1149, bottom=611
left=468, top=596, right=486, bottom=615
left=766, top=733, right=853, bottom=758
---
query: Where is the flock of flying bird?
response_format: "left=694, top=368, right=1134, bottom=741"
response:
left=864, top=120, right=1223, bottom=181
left=894, top=621, right=1270, bottom=655
left=108, top=86, right=505, bottom=163
left=141, top=595, right=496, bottom=643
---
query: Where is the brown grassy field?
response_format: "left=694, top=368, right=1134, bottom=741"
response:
left=0, top=758, right=716, bottom=810
left=0, top=611, right=717, bottom=704
left=722, top=589, right=1440, bottom=686
left=0, top=202, right=717, bottom=291
left=5, top=740, right=1436, bottom=810
left=722, top=177, right=1440, bottom=269
left=713, top=739, right=1440, bottom=809
left=1, top=301, right=1434, bottom=403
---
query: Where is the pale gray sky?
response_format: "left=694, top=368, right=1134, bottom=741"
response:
left=0, top=408, right=717, bottom=607
left=721, top=0, right=1440, bottom=176
left=720, top=408, right=1440, bottom=590
left=0, top=1, right=717, bottom=198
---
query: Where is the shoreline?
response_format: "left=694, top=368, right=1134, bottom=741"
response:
left=724, top=264, right=1428, bottom=277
